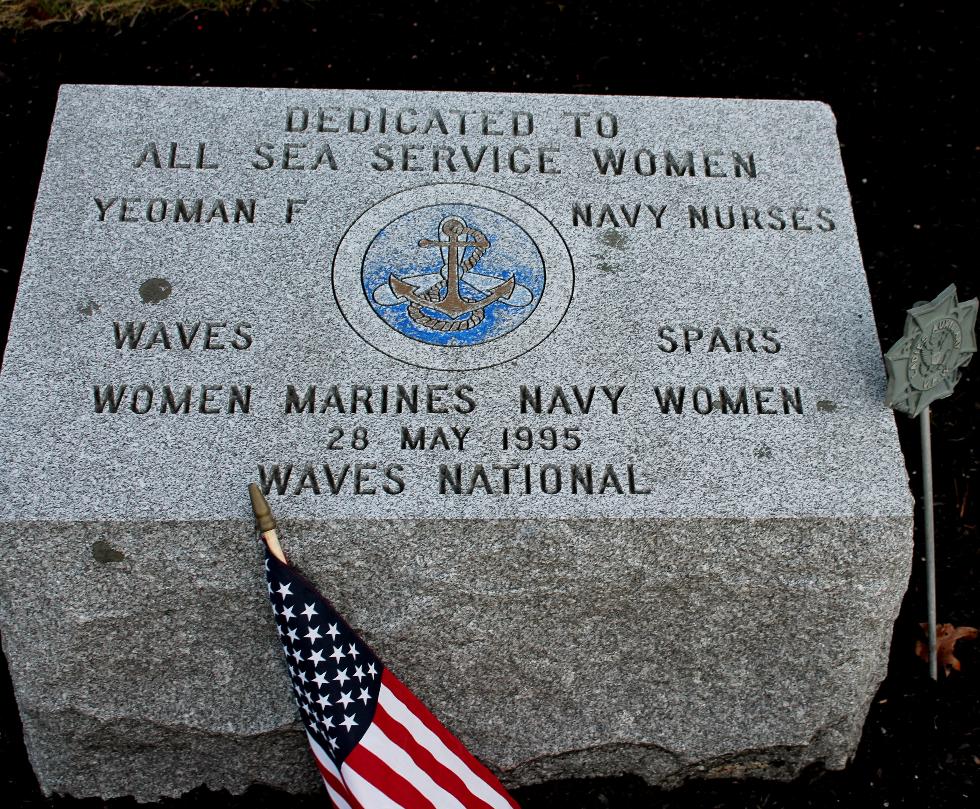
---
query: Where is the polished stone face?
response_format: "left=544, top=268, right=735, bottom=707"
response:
left=0, top=85, right=912, bottom=800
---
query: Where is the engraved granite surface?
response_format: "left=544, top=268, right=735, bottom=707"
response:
left=0, top=85, right=912, bottom=799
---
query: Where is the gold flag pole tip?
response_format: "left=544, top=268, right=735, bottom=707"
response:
left=248, top=483, right=286, bottom=564
left=249, top=483, right=277, bottom=532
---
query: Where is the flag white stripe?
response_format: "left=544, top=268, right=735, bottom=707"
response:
left=307, top=735, right=360, bottom=809
left=378, top=684, right=512, bottom=809
left=308, top=732, right=344, bottom=782
left=307, top=735, right=357, bottom=809
left=322, top=776, right=355, bottom=809
left=359, top=723, right=469, bottom=809
left=341, top=761, right=409, bottom=809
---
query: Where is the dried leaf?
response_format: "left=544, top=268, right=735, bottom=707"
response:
left=916, top=623, right=979, bottom=675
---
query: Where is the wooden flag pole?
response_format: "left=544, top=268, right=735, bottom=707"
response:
left=249, top=483, right=286, bottom=564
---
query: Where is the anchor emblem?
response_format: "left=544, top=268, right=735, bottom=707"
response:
left=372, top=215, right=533, bottom=333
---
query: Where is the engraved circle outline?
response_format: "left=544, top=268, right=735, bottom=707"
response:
left=333, top=183, right=574, bottom=371
left=360, top=202, right=546, bottom=347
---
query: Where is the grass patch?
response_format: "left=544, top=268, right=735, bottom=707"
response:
left=0, top=0, right=259, bottom=30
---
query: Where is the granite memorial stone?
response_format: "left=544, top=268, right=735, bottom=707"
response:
left=0, top=86, right=913, bottom=800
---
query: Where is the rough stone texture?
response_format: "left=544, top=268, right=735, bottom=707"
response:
left=0, top=86, right=912, bottom=800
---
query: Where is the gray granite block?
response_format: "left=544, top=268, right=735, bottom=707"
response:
left=0, top=85, right=912, bottom=800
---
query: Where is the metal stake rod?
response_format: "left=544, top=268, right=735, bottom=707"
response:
left=920, top=405, right=938, bottom=681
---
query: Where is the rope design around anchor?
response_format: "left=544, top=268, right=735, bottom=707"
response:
left=407, top=288, right=486, bottom=332
left=405, top=224, right=490, bottom=332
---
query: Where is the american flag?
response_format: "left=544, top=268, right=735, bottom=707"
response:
left=264, top=547, right=520, bottom=809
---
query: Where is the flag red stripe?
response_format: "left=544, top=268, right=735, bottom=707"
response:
left=346, top=742, right=438, bottom=809
left=373, top=703, right=493, bottom=808
left=381, top=670, right=518, bottom=808
left=313, top=754, right=363, bottom=809
left=376, top=684, right=514, bottom=809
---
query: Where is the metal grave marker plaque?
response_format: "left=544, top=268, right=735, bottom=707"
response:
left=0, top=86, right=912, bottom=799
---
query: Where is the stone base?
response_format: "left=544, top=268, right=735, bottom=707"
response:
left=1, top=515, right=911, bottom=800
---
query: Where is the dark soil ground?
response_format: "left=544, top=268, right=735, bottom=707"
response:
left=0, top=2, right=976, bottom=807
